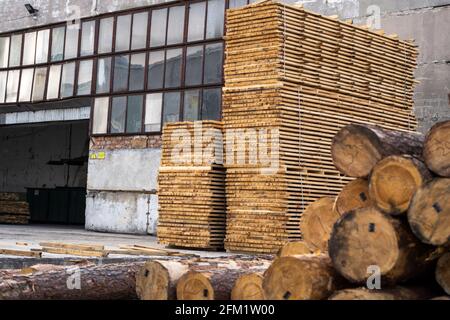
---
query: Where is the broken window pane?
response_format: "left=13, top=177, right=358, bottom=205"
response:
left=184, top=90, right=201, bottom=121
left=148, top=50, right=165, bottom=90
left=0, top=37, right=9, bottom=68
left=92, top=97, right=109, bottom=134
left=188, top=2, right=206, bottom=42
left=64, top=26, right=79, bottom=59
left=35, top=29, right=50, bottom=64
left=80, top=20, right=95, bottom=56
left=51, top=26, right=65, bottom=62
left=47, top=65, right=62, bottom=99
left=185, top=45, right=203, bottom=86
left=23, top=32, right=36, bottom=65
left=150, top=8, right=167, bottom=47
left=98, top=17, right=114, bottom=54
left=131, top=12, right=148, bottom=50
left=145, top=93, right=162, bottom=132
left=127, top=95, right=143, bottom=133
left=77, top=59, right=93, bottom=95
left=60, top=62, right=76, bottom=98
left=204, top=42, right=223, bottom=84
left=0, top=72, right=6, bottom=103
left=113, top=55, right=130, bottom=92
left=96, top=57, right=112, bottom=94
left=111, top=96, right=127, bottom=133
left=202, top=88, right=221, bottom=120
left=167, top=6, right=185, bottom=45
left=165, top=48, right=182, bottom=88
left=9, top=35, right=22, bottom=67
left=163, top=91, right=181, bottom=123
left=129, top=53, right=146, bottom=91
left=6, top=70, right=20, bottom=103
left=115, top=14, right=132, bottom=52
left=19, top=68, right=34, bottom=102
left=206, top=0, right=225, bottom=39
left=32, top=67, right=47, bottom=102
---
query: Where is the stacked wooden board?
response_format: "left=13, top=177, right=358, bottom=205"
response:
left=157, top=121, right=227, bottom=249
left=223, top=0, right=418, bottom=253
left=0, top=192, right=30, bottom=225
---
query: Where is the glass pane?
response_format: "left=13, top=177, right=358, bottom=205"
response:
left=204, top=43, right=223, bottom=84
left=126, top=95, right=143, bottom=133
left=77, top=60, right=93, bottom=95
left=164, top=48, right=182, bottom=88
left=96, top=57, right=112, bottom=94
left=35, top=29, right=50, bottom=64
left=150, top=8, right=167, bottom=47
left=0, top=37, right=9, bottom=68
left=47, top=65, right=62, bottom=99
left=98, top=17, right=114, bottom=54
left=23, top=32, right=36, bottom=65
left=206, top=0, right=225, bottom=39
left=9, top=35, right=22, bottom=67
left=131, top=12, right=148, bottom=50
left=65, top=26, right=79, bottom=59
left=6, top=70, right=20, bottom=103
left=111, top=96, right=127, bottom=133
left=113, top=55, right=129, bottom=92
left=32, top=67, right=47, bottom=102
left=80, top=21, right=95, bottom=56
left=188, top=2, right=206, bottom=42
left=163, top=91, right=181, bottom=123
left=92, top=97, right=109, bottom=134
left=19, top=68, right=34, bottom=102
left=229, top=0, right=248, bottom=8
left=167, top=6, right=185, bottom=45
left=0, top=71, right=7, bottom=103
left=202, top=88, right=221, bottom=120
left=148, top=50, right=165, bottom=90
left=145, top=93, right=162, bottom=132
left=129, top=53, right=146, bottom=91
left=185, top=46, right=203, bottom=86
left=51, top=27, right=65, bottom=62
left=115, top=15, right=132, bottom=52
left=184, top=90, right=200, bottom=121
left=60, top=62, right=76, bottom=98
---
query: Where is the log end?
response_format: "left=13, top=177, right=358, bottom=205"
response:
left=177, top=271, right=214, bottom=300
left=436, top=253, right=450, bottom=295
left=424, top=120, right=450, bottom=177
left=231, top=273, right=265, bottom=300
left=277, top=241, right=312, bottom=257
left=334, top=178, right=373, bottom=215
left=136, top=261, right=170, bottom=300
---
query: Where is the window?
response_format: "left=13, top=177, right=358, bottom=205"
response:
left=188, top=2, right=206, bottom=42
left=145, top=93, right=162, bottom=132
left=150, top=8, right=167, bottom=47
left=98, top=17, right=114, bottom=54
left=80, top=21, right=95, bottom=56
left=35, top=29, right=50, bottom=64
left=163, top=91, right=181, bottom=123
left=0, top=37, right=9, bottom=68
left=129, top=53, right=146, bottom=91
left=6, top=70, right=20, bottom=103
left=47, top=65, right=62, bottom=99
left=96, top=57, right=112, bottom=94
left=131, top=12, right=148, bottom=50
left=204, top=43, right=223, bottom=84
left=110, top=96, right=127, bottom=133
left=19, top=68, right=34, bottom=102
left=113, top=55, right=130, bottom=92
left=127, top=95, right=144, bottom=133
left=184, top=90, right=200, bottom=121
left=206, top=0, right=225, bottom=39
left=167, top=6, right=185, bottom=45
left=23, top=32, right=37, bottom=65
left=77, top=60, right=93, bottom=95
left=165, top=48, right=182, bottom=88
left=32, top=67, right=47, bottom=102
left=229, top=0, right=248, bottom=8
left=115, top=15, right=132, bottom=52
left=60, top=62, right=76, bottom=98
left=185, top=46, right=203, bottom=86
left=9, top=35, right=22, bottom=67
left=148, top=50, right=165, bottom=90
left=92, top=97, right=110, bottom=134
left=0, top=72, right=7, bottom=103
left=202, top=88, right=221, bottom=120
left=65, top=26, right=79, bottom=59
left=51, top=27, right=65, bottom=62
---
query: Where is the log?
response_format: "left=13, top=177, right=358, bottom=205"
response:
left=0, top=262, right=143, bottom=300
left=424, top=120, right=450, bottom=177
left=231, top=272, right=266, bottom=300
left=277, top=241, right=312, bottom=257
left=369, top=155, right=432, bottom=214
left=262, top=254, right=345, bottom=300
left=408, top=178, right=450, bottom=246
left=300, top=197, right=341, bottom=252
left=329, top=207, right=433, bottom=284
left=431, top=296, right=450, bottom=300
left=331, top=124, right=424, bottom=178
left=329, top=286, right=433, bottom=300
left=334, top=178, right=373, bottom=215
left=436, top=253, right=450, bottom=295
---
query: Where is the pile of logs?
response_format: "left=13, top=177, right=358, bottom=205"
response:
left=0, top=192, right=30, bottom=225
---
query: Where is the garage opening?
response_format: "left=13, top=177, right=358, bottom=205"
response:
left=0, top=120, right=89, bottom=225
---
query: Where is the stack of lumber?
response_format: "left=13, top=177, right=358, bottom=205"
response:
left=223, top=0, right=418, bottom=253
left=0, top=192, right=30, bottom=225
left=157, top=121, right=227, bottom=250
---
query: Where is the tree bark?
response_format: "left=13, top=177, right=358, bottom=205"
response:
left=369, top=155, right=432, bottom=215
left=331, top=124, right=424, bottom=178
left=262, top=254, right=346, bottom=300
left=329, top=286, right=434, bottom=300
left=277, top=241, right=312, bottom=257
left=0, top=262, right=143, bottom=300
left=408, top=178, right=450, bottom=246
left=231, top=272, right=266, bottom=300
left=424, top=120, right=450, bottom=177
left=436, top=253, right=450, bottom=295
left=334, top=178, right=373, bottom=215
left=329, top=207, right=434, bottom=284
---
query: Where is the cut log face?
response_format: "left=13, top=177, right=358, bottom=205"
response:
left=329, top=207, right=433, bottom=284
left=424, top=120, right=450, bottom=177
left=408, top=178, right=450, bottom=246
left=177, top=271, right=215, bottom=300
left=334, top=178, right=373, bottom=215
left=436, top=253, right=450, bottom=295
left=277, top=241, right=312, bottom=257
left=329, top=287, right=433, bottom=300
left=369, top=156, right=432, bottom=214
left=300, top=197, right=341, bottom=252
left=262, top=254, right=343, bottom=300
left=231, top=273, right=265, bottom=300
